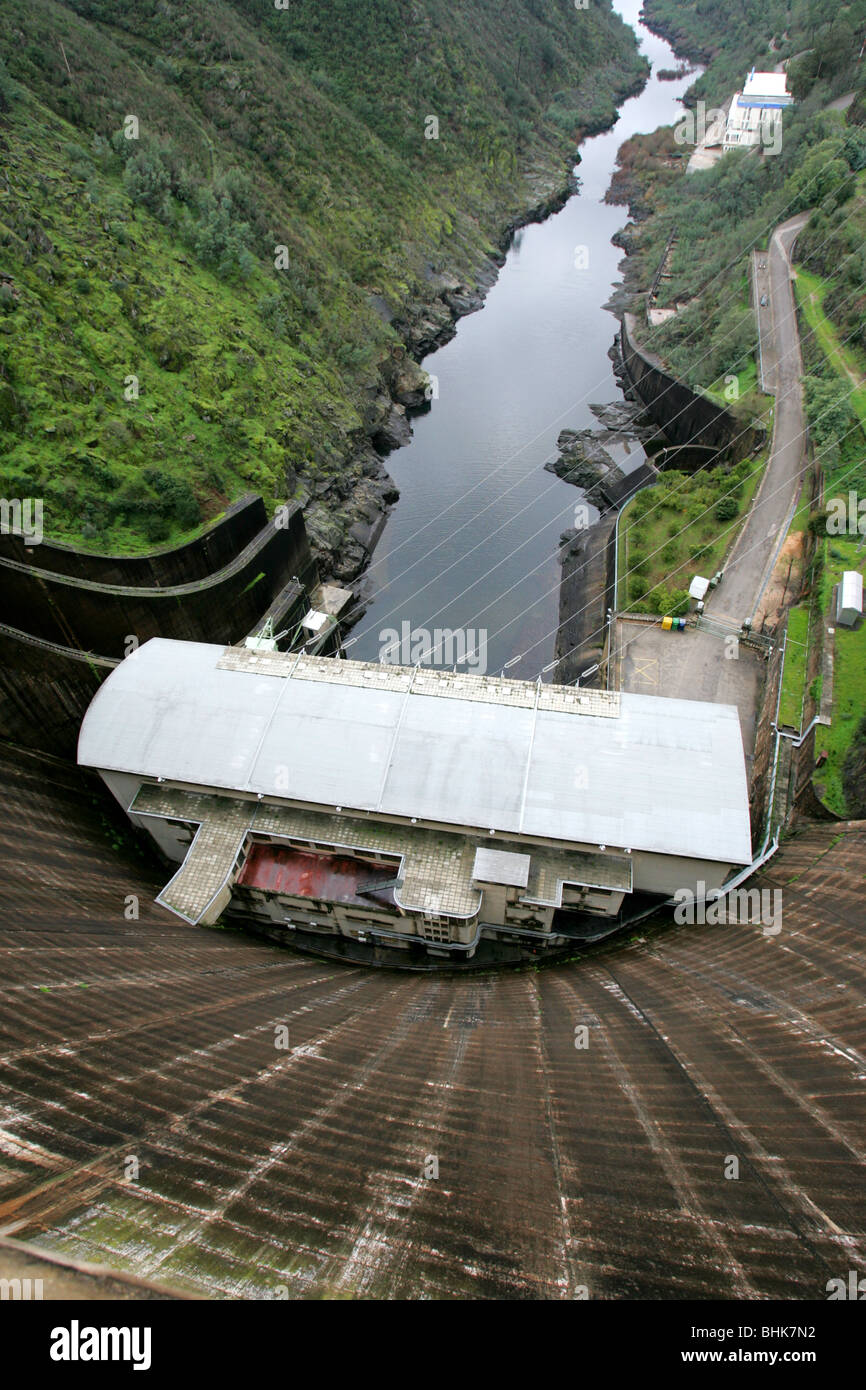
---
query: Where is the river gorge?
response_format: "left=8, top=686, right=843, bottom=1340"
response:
left=348, top=0, right=699, bottom=678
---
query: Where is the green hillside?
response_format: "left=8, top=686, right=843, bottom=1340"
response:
left=612, top=0, right=866, bottom=399
left=643, top=0, right=866, bottom=108
left=0, top=0, right=646, bottom=573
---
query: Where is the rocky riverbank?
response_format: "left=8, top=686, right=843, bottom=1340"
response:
left=544, top=399, right=664, bottom=500
left=308, top=178, right=584, bottom=588
left=638, top=4, right=714, bottom=75
left=547, top=395, right=661, bottom=687
left=326, top=74, right=652, bottom=595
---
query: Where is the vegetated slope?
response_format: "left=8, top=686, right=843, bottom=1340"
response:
left=609, top=2, right=866, bottom=811
left=609, top=1, right=866, bottom=401
left=793, top=209, right=866, bottom=815
left=0, top=0, right=646, bottom=574
left=643, top=0, right=866, bottom=108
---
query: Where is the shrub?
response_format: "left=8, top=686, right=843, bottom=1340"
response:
left=123, top=147, right=171, bottom=212
left=653, top=584, right=689, bottom=617
left=715, top=496, right=739, bottom=523
left=628, top=574, right=647, bottom=603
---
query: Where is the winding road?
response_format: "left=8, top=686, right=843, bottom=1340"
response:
left=713, top=212, right=811, bottom=627
left=619, top=212, right=812, bottom=757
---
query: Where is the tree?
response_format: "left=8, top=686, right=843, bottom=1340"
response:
left=123, top=148, right=170, bottom=213
left=803, top=374, right=854, bottom=450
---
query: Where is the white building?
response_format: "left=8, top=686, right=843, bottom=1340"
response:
left=725, top=69, right=793, bottom=150
left=689, top=576, right=710, bottom=611
left=78, top=639, right=752, bottom=964
left=836, top=571, right=863, bottom=628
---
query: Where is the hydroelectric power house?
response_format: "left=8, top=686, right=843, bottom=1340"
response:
left=78, top=638, right=752, bottom=966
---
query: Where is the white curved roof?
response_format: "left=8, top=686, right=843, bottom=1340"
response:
left=78, top=639, right=752, bottom=865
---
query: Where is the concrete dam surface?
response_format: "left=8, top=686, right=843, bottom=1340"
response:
left=1, top=0, right=865, bottom=1316
left=1, top=741, right=864, bottom=1300
left=0, top=494, right=319, bottom=758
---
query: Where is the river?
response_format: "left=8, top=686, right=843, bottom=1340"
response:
left=347, top=0, right=695, bottom=679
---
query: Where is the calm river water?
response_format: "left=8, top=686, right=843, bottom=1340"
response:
left=348, top=1, right=695, bottom=678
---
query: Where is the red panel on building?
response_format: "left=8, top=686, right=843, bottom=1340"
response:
left=236, top=844, right=397, bottom=908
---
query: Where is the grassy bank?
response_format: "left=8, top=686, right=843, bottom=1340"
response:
left=794, top=268, right=866, bottom=425
left=814, top=466, right=866, bottom=814
left=616, top=454, right=764, bottom=617
left=777, top=604, right=810, bottom=730
left=790, top=255, right=866, bottom=814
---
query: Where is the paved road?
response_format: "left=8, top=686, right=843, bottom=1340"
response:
left=708, top=212, right=810, bottom=627
left=752, top=249, right=776, bottom=391
left=617, top=213, right=810, bottom=755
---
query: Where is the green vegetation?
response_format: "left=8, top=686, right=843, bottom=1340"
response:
left=617, top=455, right=763, bottom=616
left=616, top=2, right=866, bottom=820
left=797, top=161, right=866, bottom=350
left=778, top=603, right=810, bottom=728
left=643, top=0, right=866, bottom=110
left=788, top=250, right=866, bottom=814
left=794, top=267, right=866, bottom=424
left=813, top=464, right=866, bottom=814
left=703, top=357, right=759, bottom=409
left=614, top=1, right=866, bottom=400
left=0, top=0, right=646, bottom=558
left=607, top=1, right=866, bottom=824
left=634, top=100, right=866, bottom=396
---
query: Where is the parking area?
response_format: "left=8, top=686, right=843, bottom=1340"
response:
left=616, top=617, right=766, bottom=762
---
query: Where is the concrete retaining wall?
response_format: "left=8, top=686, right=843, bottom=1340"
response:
left=0, top=502, right=316, bottom=661
left=0, top=497, right=318, bottom=758
left=749, top=626, right=785, bottom=847
left=0, top=625, right=114, bottom=758
left=620, top=316, right=762, bottom=461
left=0, top=494, right=269, bottom=586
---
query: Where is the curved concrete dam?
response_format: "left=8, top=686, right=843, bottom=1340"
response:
left=349, top=1, right=697, bottom=679
left=2, top=742, right=864, bottom=1297
left=3, top=4, right=865, bottom=1304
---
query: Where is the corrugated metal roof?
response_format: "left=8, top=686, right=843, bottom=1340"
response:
left=78, top=639, right=752, bottom=865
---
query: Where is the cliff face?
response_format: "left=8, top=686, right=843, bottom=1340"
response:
left=0, top=0, right=646, bottom=579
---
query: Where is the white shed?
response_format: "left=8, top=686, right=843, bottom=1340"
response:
left=836, top=571, right=863, bottom=627
left=689, top=575, right=710, bottom=610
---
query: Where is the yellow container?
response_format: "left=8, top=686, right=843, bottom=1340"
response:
left=661, top=615, right=673, bottom=631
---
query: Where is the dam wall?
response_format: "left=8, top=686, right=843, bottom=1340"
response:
left=0, top=494, right=269, bottom=586
left=619, top=315, right=763, bottom=461
left=0, top=626, right=114, bottom=759
left=0, top=497, right=317, bottom=758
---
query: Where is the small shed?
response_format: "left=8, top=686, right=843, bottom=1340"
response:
left=689, top=575, right=710, bottom=611
left=836, top=571, right=863, bottom=627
